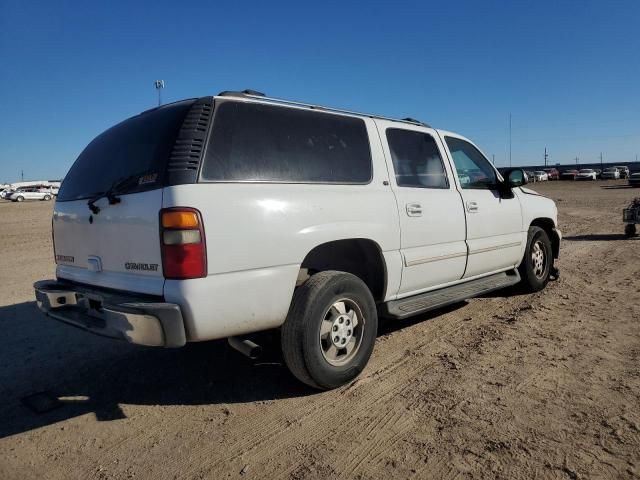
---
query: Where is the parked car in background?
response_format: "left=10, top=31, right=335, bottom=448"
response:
left=543, top=168, right=560, bottom=180
left=9, top=188, right=53, bottom=202
left=614, top=166, right=630, bottom=179
left=628, top=172, right=640, bottom=187
left=575, top=169, right=597, bottom=181
left=594, top=169, right=602, bottom=179
left=533, top=171, right=548, bottom=181
left=33, top=90, right=561, bottom=389
left=0, top=188, right=13, bottom=199
left=524, top=171, right=535, bottom=182
left=601, top=167, right=620, bottom=180
left=560, top=169, right=579, bottom=180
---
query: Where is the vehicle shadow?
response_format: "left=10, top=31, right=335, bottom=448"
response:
left=600, top=185, right=636, bottom=190
left=0, top=301, right=311, bottom=439
left=564, top=233, right=637, bottom=241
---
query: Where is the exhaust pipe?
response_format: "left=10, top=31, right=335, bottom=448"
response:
left=227, top=337, right=262, bottom=360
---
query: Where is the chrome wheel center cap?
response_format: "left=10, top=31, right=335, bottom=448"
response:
left=331, top=314, right=353, bottom=348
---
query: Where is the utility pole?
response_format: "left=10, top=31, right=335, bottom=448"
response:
left=600, top=152, right=603, bottom=170
left=575, top=156, right=579, bottom=168
left=21, top=170, right=24, bottom=181
left=544, top=147, right=549, bottom=167
left=154, top=80, right=165, bottom=106
left=509, top=113, right=512, bottom=167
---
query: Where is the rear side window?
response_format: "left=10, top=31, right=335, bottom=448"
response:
left=57, top=100, right=194, bottom=201
left=386, top=129, right=449, bottom=189
left=201, top=102, right=372, bottom=183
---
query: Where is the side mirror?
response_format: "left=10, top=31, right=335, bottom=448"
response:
left=503, top=168, right=528, bottom=187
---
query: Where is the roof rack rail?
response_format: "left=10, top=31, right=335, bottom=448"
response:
left=215, top=90, right=430, bottom=128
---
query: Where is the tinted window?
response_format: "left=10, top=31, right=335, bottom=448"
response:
left=445, top=136, right=497, bottom=189
left=57, top=100, right=194, bottom=201
left=386, top=129, right=448, bottom=188
left=201, top=102, right=372, bottom=183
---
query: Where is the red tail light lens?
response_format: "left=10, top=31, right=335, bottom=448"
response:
left=160, top=208, right=207, bottom=279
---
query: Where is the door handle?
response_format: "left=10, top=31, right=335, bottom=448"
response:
left=406, top=203, right=422, bottom=216
left=466, top=201, right=479, bottom=212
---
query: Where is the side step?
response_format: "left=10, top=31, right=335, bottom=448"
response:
left=382, top=269, right=521, bottom=319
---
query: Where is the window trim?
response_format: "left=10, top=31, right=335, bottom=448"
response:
left=386, top=127, right=450, bottom=190
left=444, top=135, right=498, bottom=191
left=198, top=100, right=374, bottom=186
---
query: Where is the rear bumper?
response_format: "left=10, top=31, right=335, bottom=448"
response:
left=33, top=280, right=186, bottom=347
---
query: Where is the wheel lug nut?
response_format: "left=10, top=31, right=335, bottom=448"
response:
left=341, top=338, right=346, bottom=344
left=346, top=320, right=350, bottom=326
left=333, top=325, right=338, bottom=332
left=334, top=336, right=339, bottom=343
left=347, top=330, right=351, bottom=335
left=339, top=318, right=344, bottom=324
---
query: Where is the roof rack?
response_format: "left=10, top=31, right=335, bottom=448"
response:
left=216, top=89, right=430, bottom=128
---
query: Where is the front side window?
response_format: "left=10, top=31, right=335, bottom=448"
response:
left=445, top=136, right=497, bottom=189
left=201, top=101, right=372, bottom=183
left=386, top=129, right=448, bottom=189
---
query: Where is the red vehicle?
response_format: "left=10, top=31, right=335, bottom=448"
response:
left=543, top=168, right=560, bottom=180
left=560, top=169, right=579, bottom=180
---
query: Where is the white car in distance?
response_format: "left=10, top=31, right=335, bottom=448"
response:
left=9, top=188, right=53, bottom=202
left=533, top=171, right=548, bottom=181
left=575, top=169, right=597, bottom=181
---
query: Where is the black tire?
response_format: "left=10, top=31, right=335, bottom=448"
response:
left=281, top=271, right=378, bottom=390
left=518, top=226, right=553, bottom=293
left=625, top=224, right=636, bottom=237
left=43, top=194, right=51, bottom=201
left=16, top=196, right=24, bottom=202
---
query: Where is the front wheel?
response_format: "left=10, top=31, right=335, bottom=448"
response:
left=518, top=226, right=553, bottom=292
left=281, top=271, right=378, bottom=390
left=15, top=196, right=24, bottom=202
left=625, top=224, right=637, bottom=237
left=43, top=194, right=52, bottom=201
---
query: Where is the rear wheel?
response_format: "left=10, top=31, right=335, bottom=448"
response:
left=281, top=271, right=378, bottom=390
left=43, top=194, right=51, bottom=201
left=16, top=196, right=24, bottom=202
left=625, top=224, right=636, bottom=237
left=518, top=226, right=552, bottom=292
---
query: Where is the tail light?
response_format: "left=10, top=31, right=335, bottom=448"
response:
left=160, top=208, right=207, bottom=279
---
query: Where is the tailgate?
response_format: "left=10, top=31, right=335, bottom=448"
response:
left=53, top=189, right=164, bottom=295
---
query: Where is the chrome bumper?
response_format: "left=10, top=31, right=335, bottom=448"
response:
left=34, top=280, right=186, bottom=347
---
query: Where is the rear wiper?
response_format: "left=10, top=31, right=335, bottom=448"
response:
left=86, top=174, right=144, bottom=214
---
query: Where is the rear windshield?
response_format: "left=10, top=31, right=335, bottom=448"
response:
left=57, top=100, right=194, bottom=201
left=201, top=101, right=372, bottom=183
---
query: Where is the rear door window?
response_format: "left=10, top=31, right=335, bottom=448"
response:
left=201, top=101, right=372, bottom=183
left=386, top=129, right=449, bottom=188
left=57, top=100, right=194, bottom=201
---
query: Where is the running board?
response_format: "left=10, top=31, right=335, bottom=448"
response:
left=382, top=270, right=521, bottom=319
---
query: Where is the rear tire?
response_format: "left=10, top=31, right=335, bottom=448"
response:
left=625, top=224, right=636, bottom=237
left=518, top=226, right=552, bottom=292
left=281, top=271, right=378, bottom=390
left=16, top=196, right=24, bottom=202
left=43, top=194, right=51, bottom=201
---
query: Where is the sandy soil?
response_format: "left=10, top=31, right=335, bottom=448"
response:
left=0, top=181, right=639, bottom=480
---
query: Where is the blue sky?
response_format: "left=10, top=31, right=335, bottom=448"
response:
left=1, top=0, right=639, bottom=182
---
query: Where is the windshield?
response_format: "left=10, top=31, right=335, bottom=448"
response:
left=604, top=168, right=617, bottom=172
left=57, top=100, right=194, bottom=201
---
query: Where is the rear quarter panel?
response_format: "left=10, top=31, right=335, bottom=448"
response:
left=163, top=118, right=401, bottom=340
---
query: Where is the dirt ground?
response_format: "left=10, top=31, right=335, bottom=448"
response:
left=0, top=180, right=639, bottom=480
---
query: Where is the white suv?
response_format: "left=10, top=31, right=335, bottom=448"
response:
left=34, top=90, right=561, bottom=389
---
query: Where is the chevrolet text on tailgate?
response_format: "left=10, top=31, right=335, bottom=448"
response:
left=34, top=90, right=561, bottom=389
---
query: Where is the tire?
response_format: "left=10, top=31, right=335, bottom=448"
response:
left=625, top=224, right=636, bottom=237
left=16, top=196, right=24, bottom=202
left=518, top=226, right=553, bottom=293
left=43, top=194, right=51, bottom=201
left=281, top=271, right=378, bottom=390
